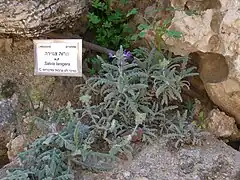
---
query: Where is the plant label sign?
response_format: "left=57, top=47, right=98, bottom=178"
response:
left=33, top=39, right=82, bottom=77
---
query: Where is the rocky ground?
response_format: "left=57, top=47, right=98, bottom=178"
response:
left=0, top=132, right=239, bottom=180
left=75, top=133, right=240, bottom=180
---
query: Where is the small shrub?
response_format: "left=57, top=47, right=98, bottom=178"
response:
left=81, top=46, right=198, bottom=145
left=5, top=46, right=198, bottom=179
left=87, top=0, right=137, bottom=49
left=4, top=106, right=118, bottom=180
left=164, top=110, right=202, bottom=149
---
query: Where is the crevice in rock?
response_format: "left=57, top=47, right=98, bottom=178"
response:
left=189, top=52, right=229, bottom=84
left=185, top=0, right=222, bottom=12
left=0, top=139, right=9, bottom=168
left=211, top=11, right=224, bottom=34
left=226, top=140, right=240, bottom=151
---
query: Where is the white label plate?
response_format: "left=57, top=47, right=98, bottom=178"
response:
left=33, top=39, right=82, bottom=77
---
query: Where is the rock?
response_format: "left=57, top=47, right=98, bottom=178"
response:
left=206, top=109, right=240, bottom=140
left=170, top=0, right=188, bottom=10
left=160, top=0, right=240, bottom=125
left=0, top=143, right=8, bottom=168
left=115, top=134, right=240, bottom=180
left=74, top=134, right=240, bottom=180
left=204, top=79, right=240, bottom=125
left=162, top=9, right=216, bottom=55
left=195, top=52, right=229, bottom=84
left=0, top=0, right=88, bottom=37
left=6, top=135, right=26, bottom=162
left=0, top=158, right=23, bottom=179
left=0, top=94, right=18, bottom=128
left=123, top=171, right=131, bottom=178
left=171, top=0, right=222, bottom=11
left=0, top=94, right=18, bottom=168
left=134, top=177, right=149, bottom=180
left=0, top=39, right=12, bottom=54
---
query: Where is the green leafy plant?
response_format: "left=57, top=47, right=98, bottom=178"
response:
left=85, top=56, right=102, bottom=75
left=165, top=110, right=202, bottom=149
left=183, top=99, right=195, bottom=112
left=81, top=45, right=198, bottom=147
left=87, top=0, right=138, bottom=49
left=192, top=111, right=207, bottom=130
left=131, top=6, right=182, bottom=46
left=4, top=106, right=118, bottom=180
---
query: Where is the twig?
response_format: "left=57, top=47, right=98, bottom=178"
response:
left=44, top=32, right=116, bottom=55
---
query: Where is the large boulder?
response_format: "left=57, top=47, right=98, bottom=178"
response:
left=0, top=0, right=88, bottom=37
left=160, top=0, right=240, bottom=125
